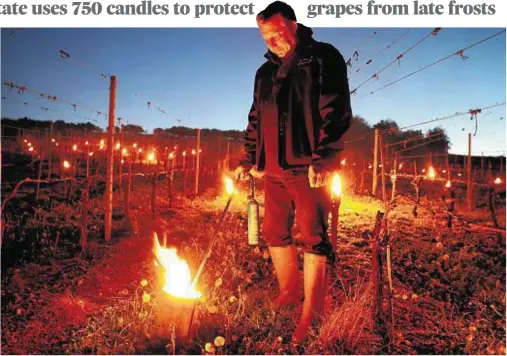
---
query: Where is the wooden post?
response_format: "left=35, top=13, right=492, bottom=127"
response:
left=391, top=153, right=397, bottom=202
left=48, top=122, right=53, bottom=179
left=36, top=141, right=44, bottom=201
left=105, top=75, right=116, bottom=242
left=125, top=152, right=132, bottom=212
left=372, top=128, right=379, bottom=196
left=379, top=136, right=386, bottom=202
left=467, top=133, right=473, bottom=210
left=194, top=129, right=201, bottom=196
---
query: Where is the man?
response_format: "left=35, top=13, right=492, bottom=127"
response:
left=235, top=1, right=352, bottom=343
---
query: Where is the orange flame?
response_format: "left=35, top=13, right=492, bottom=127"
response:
left=427, top=166, right=436, bottom=179
left=445, top=180, right=451, bottom=188
left=153, top=233, right=201, bottom=299
left=225, top=177, right=236, bottom=195
left=331, top=173, right=342, bottom=198
left=63, top=160, right=70, bottom=169
left=147, top=152, right=155, bottom=162
left=28, top=146, right=34, bottom=152
left=72, top=144, right=77, bottom=152
left=494, top=177, right=502, bottom=185
left=191, top=149, right=196, bottom=155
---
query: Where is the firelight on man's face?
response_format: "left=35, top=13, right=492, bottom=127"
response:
left=257, top=14, right=297, bottom=59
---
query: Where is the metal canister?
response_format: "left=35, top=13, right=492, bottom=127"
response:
left=247, top=173, right=259, bottom=245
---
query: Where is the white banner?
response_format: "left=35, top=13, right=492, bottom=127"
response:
left=0, top=0, right=505, bottom=27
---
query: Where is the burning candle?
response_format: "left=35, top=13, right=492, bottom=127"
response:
left=225, top=177, right=236, bottom=195
left=427, top=166, right=436, bottom=180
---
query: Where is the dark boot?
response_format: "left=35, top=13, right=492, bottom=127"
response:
left=268, top=245, right=301, bottom=309
left=292, top=252, right=329, bottom=344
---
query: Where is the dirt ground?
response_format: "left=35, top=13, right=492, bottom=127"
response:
left=1, top=176, right=506, bottom=355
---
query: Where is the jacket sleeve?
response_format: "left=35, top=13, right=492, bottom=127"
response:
left=239, top=69, right=260, bottom=170
left=311, top=44, right=352, bottom=173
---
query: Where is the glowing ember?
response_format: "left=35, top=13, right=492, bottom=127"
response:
left=225, top=177, right=236, bottom=195
left=445, top=180, right=451, bottom=188
left=63, top=160, right=70, bottom=169
left=153, top=234, right=201, bottom=299
left=147, top=152, right=155, bottom=162
left=494, top=177, right=502, bottom=185
left=340, top=159, right=346, bottom=165
left=72, top=144, right=77, bottom=152
left=427, top=166, right=436, bottom=179
left=133, top=143, right=138, bottom=148
left=331, top=173, right=342, bottom=198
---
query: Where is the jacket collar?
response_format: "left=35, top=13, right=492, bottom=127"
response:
left=264, top=23, right=315, bottom=65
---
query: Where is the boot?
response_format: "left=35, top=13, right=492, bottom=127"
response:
left=268, top=245, right=301, bottom=309
left=292, top=252, right=329, bottom=344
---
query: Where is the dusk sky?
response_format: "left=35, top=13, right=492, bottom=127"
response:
left=1, top=27, right=505, bottom=156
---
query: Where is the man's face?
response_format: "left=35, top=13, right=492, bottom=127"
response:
left=257, top=14, right=297, bottom=59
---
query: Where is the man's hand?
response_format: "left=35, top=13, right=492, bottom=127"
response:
left=308, top=165, right=330, bottom=188
left=234, top=165, right=251, bottom=181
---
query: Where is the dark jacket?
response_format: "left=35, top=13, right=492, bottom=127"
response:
left=239, top=24, right=352, bottom=173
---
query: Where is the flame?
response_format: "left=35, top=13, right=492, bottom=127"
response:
left=85, top=141, right=89, bottom=146
left=169, top=152, right=174, bottom=159
left=138, top=148, right=142, bottom=153
left=100, top=139, right=105, bottom=149
left=340, top=159, right=346, bottom=165
left=133, top=143, right=137, bottom=148
left=72, top=144, right=77, bottom=152
left=24, top=139, right=27, bottom=143
left=494, top=177, right=502, bottom=185
left=122, top=148, right=128, bottom=156
left=445, top=180, right=451, bottom=188
left=153, top=233, right=201, bottom=299
left=63, top=160, right=70, bottom=169
left=398, top=163, right=403, bottom=170
left=427, top=166, right=436, bottom=179
left=331, top=173, right=342, bottom=198
left=147, top=152, right=155, bottom=162
left=89, top=152, right=94, bottom=156
left=28, top=146, right=34, bottom=152
left=182, top=151, right=186, bottom=156
left=191, top=149, right=196, bottom=155
left=115, top=142, right=121, bottom=150
left=27, top=142, right=32, bottom=147
left=225, top=177, right=236, bottom=195
left=51, top=138, right=55, bottom=143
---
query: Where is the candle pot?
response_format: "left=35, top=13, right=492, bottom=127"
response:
left=155, top=292, right=200, bottom=343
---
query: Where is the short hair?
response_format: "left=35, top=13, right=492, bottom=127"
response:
left=257, top=1, right=297, bottom=22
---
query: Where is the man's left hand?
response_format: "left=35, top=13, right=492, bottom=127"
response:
left=308, top=165, right=330, bottom=188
